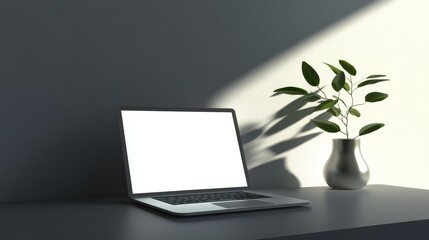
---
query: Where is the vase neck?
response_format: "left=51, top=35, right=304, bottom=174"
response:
left=332, top=139, right=360, bottom=150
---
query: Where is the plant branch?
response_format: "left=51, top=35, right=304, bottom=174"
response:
left=343, top=74, right=354, bottom=139
left=354, top=77, right=367, bottom=86
left=353, top=102, right=366, bottom=107
left=317, top=86, right=328, bottom=99
left=278, top=60, right=388, bottom=139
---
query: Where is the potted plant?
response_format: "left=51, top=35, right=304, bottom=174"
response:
left=273, top=60, right=389, bottom=189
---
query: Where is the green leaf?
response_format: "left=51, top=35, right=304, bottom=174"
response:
left=367, top=74, right=386, bottom=79
left=313, top=99, right=338, bottom=112
left=343, top=82, right=351, bottom=92
left=301, top=61, right=320, bottom=86
left=349, top=107, right=361, bottom=117
left=311, top=119, right=341, bottom=133
left=339, top=60, right=357, bottom=76
left=359, top=123, right=385, bottom=136
left=304, top=94, right=321, bottom=102
left=357, top=79, right=389, bottom=88
left=274, top=86, right=308, bottom=95
left=331, top=71, right=345, bottom=92
left=328, top=107, right=341, bottom=117
left=365, top=92, right=388, bottom=102
left=324, top=62, right=342, bottom=74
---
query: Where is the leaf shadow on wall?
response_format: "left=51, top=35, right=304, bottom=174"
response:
left=241, top=96, right=331, bottom=189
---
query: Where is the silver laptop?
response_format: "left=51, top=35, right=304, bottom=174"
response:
left=119, top=107, right=310, bottom=216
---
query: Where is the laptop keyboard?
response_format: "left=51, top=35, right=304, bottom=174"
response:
left=153, top=191, right=271, bottom=205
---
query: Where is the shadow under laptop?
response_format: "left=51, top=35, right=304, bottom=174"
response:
left=129, top=198, right=311, bottom=222
left=241, top=96, right=332, bottom=190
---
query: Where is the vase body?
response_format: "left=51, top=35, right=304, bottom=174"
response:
left=323, top=139, right=369, bottom=190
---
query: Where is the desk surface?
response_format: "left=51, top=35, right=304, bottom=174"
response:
left=1, top=185, right=429, bottom=239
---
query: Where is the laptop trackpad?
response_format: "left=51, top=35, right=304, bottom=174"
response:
left=213, top=200, right=273, bottom=209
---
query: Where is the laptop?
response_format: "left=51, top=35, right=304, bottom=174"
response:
left=119, top=107, right=310, bottom=216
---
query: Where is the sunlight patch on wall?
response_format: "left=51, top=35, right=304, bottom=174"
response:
left=208, top=0, right=429, bottom=189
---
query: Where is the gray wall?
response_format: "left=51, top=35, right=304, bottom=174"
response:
left=0, top=0, right=374, bottom=202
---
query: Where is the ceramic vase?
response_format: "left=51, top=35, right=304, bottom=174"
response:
left=323, top=139, right=370, bottom=190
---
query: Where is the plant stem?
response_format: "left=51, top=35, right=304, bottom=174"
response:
left=344, top=74, right=354, bottom=139
left=317, top=86, right=328, bottom=99
left=353, top=102, right=366, bottom=107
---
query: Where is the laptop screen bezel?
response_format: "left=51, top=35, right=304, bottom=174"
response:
left=118, top=107, right=251, bottom=198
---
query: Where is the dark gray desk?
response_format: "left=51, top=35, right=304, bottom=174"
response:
left=1, top=185, right=429, bottom=239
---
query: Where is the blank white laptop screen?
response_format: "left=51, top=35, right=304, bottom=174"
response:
left=121, top=110, right=248, bottom=194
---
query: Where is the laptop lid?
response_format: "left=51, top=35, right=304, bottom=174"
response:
left=119, top=108, right=250, bottom=198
